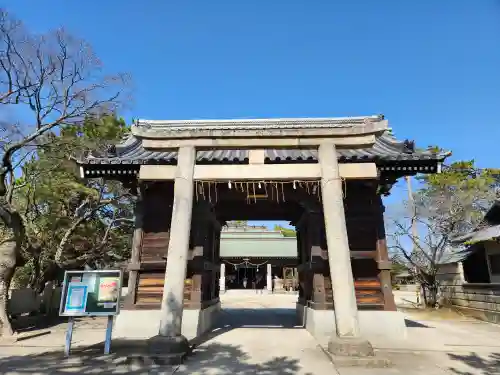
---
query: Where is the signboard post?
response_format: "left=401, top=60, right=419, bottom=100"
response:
left=59, top=270, right=122, bottom=356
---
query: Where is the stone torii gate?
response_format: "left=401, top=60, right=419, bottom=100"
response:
left=138, top=117, right=380, bottom=356
left=77, top=115, right=449, bottom=360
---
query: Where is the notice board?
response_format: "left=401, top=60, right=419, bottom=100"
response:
left=59, top=270, right=123, bottom=317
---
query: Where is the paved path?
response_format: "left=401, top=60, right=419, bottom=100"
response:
left=179, top=292, right=500, bottom=375
left=176, top=293, right=337, bottom=374
left=1, top=291, right=500, bottom=374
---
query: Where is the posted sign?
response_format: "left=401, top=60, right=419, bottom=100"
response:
left=59, top=270, right=122, bottom=317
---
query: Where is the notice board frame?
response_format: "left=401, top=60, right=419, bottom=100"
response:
left=59, top=269, right=123, bottom=317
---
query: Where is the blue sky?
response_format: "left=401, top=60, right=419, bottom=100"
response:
left=7, top=0, right=500, bottom=228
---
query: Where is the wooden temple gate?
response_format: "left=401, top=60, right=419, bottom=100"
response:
left=78, top=115, right=448, bottom=354
left=128, top=182, right=222, bottom=311
left=124, top=179, right=394, bottom=311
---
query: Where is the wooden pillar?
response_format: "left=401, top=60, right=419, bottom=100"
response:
left=208, top=225, right=216, bottom=300
left=214, top=228, right=222, bottom=298
left=296, top=214, right=312, bottom=305
left=187, top=201, right=221, bottom=309
left=125, top=191, right=143, bottom=307
left=375, top=197, right=396, bottom=311
left=308, top=212, right=330, bottom=308
left=296, top=227, right=304, bottom=301
left=318, top=143, right=360, bottom=338
left=158, top=146, right=195, bottom=338
left=187, top=218, right=205, bottom=308
left=302, top=217, right=313, bottom=304
left=201, top=220, right=214, bottom=305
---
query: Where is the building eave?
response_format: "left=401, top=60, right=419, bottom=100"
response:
left=134, top=115, right=385, bottom=135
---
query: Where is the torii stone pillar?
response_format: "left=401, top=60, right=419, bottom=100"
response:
left=318, top=143, right=374, bottom=357
left=149, top=146, right=195, bottom=356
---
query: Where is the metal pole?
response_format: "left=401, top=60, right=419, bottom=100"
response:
left=64, top=317, right=75, bottom=357
left=104, top=315, right=113, bottom=355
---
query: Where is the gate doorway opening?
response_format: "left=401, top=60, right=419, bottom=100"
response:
left=219, top=220, right=298, bottom=294
left=225, top=261, right=259, bottom=290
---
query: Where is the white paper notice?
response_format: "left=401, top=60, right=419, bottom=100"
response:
left=68, top=287, right=85, bottom=309
left=82, top=273, right=96, bottom=293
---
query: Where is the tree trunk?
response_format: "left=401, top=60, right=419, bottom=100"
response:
left=54, top=216, right=87, bottom=266
left=35, top=262, right=59, bottom=294
left=427, top=285, right=439, bottom=308
left=421, top=284, right=439, bottom=308
left=421, top=285, right=428, bottom=307
left=0, top=240, right=18, bottom=337
left=28, top=258, right=40, bottom=290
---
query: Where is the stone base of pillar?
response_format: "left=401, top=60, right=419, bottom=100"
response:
left=327, top=337, right=374, bottom=357
left=295, top=303, right=407, bottom=345
left=147, top=335, right=190, bottom=364
left=113, top=303, right=221, bottom=342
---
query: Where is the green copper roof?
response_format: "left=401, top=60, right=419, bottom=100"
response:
left=219, top=229, right=297, bottom=258
left=221, top=231, right=284, bottom=239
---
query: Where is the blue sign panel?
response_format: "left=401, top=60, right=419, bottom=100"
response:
left=64, top=283, right=89, bottom=315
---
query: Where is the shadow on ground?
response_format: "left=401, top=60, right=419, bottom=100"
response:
left=2, top=315, right=106, bottom=337
left=216, top=308, right=300, bottom=328
left=0, top=340, right=310, bottom=375
left=4, top=314, right=67, bottom=334
left=404, top=319, right=433, bottom=328
left=446, top=352, right=500, bottom=375
left=191, top=307, right=301, bottom=347
left=0, top=307, right=311, bottom=374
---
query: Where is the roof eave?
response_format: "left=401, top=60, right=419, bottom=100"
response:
left=135, top=114, right=384, bottom=127
left=131, top=117, right=389, bottom=139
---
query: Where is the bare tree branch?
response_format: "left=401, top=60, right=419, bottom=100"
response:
left=0, top=10, right=130, bottom=198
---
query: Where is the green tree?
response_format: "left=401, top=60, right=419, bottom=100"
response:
left=389, top=159, right=500, bottom=307
left=12, top=115, right=133, bottom=291
left=0, top=11, right=129, bottom=336
left=274, top=224, right=296, bottom=237
left=228, top=220, right=248, bottom=227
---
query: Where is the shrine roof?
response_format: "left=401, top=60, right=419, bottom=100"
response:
left=219, top=236, right=297, bottom=258
left=133, top=115, right=383, bottom=133
left=78, top=129, right=448, bottom=165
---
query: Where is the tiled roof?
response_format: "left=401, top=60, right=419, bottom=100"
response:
left=220, top=237, right=297, bottom=258
left=80, top=130, right=447, bottom=165
left=134, top=115, right=384, bottom=133
left=437, top=248, right=475, bottom=264
left=451, top=201, right=500, bottom=244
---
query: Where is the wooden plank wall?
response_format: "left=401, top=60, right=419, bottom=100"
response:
left=296, top=182, right=386, bottom=310
left=130, top=182, right=196, bottom=309
left=131, top=183, right=219, bottom=310
left=352, top=262, right=384, bottom=309
left=136, top=271, right=164, bottom=306
left=135, top=271, right=193, bottom=309
left=141, top=233, right=170, bottom=262
left=346, top=182, right=385, bottom=310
